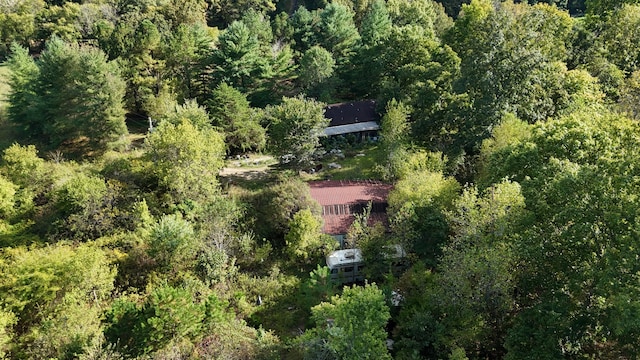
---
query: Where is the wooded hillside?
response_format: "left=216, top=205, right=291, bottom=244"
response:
left=1, top=0, right=640, bottom=358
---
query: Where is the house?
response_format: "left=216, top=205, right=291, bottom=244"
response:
left=309, top=180, right=393, bottom=247
left=323, top=100, right=380, bottom=140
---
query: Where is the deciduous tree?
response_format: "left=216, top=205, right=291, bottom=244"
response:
left=285, top=209, right=333, bottom=262
left=299, top=283, right=391, bottom=359
left=145, top=118, right=225, bottom=205
left=265, top=96, right=329, bottom=169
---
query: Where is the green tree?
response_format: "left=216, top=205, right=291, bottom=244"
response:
left=598, top=5, right=640, bottom=75
left=619, top=70, right=640, bottom=119
left=35, top=3, right=81, bottom=41
left=210, top=20, right=263, bottom=93
left=163, top=24, right=213, bottom=102
left=148, top=214, right=199, bottom=273
left=145, top=118, right=225, bottom=205
left=478, top=113, right=533, bottom=184
left=0, top=176, right=17, bottom=220
left=143, top=285, right=205, bottom=351
left=0, top=308, right=15, bottom=359
left=208, top=83, right=266, bottom=153
left=393, top=181, right=525, bottom=359
left=387, top=0, right=438, bottom=30
left=299, top=283, right=391, bottom=360
left=255, top=176, right=322, bottom=243
left=157, top=0, right=207, bottom=27
left=299, top=265, right=338, bottom=316
left=379, top=99, right=410, bottom=180
left=480, top=108, right=640, bottom=358
left=285, top=208, right=333, bottom=262
left=124, top=18, right=167, bottom=115
left=6, top=44, right=40, bottom=141
left=351, top=210, right=396, bottom=282
left=359, top=0, right=392, bottom=46
left=586, top=0, right=639, bottom=15
left=105, top=285, right=206, bottom=357
left=265, top=96, right=329, bottom=169
left=289, top=6, right=321, bottom=54
left=1, top=144, right=46, bottom=191
left=376, top=23, right=462, bottom=136
left=49, top=171, right=128, bottom=241
left=388, top=168, right=460, bottom=264
left=209, top=16, right=295, bottom=106
left=158, top=99, right=211, bottom=129
left=0, top=244, right=115, bottom=359
left=9, top=38, right=128, bottom=154
left=446, top=0, right=573, bottom=151
left=0, top=0, right=44, bottom=58
left=298, top=45, right=336, bottom=99
left=208, top=0, right=276, bottom=27
left=318, top=3, right=361, bottom=66
left=346, top=0, right=391, bottom=97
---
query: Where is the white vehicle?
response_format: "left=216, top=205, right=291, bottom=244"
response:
left=326, top=248, right=366, bottom=283
left=326, top=245, right=406, bottom=283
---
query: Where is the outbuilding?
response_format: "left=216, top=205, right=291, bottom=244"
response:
left=323, top=100, right=380, bottom=140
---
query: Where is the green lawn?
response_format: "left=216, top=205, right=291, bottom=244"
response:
left=310, top=143, right=386, bottom=181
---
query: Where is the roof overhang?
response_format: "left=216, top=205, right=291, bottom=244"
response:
left=323, top=121, right=380, bottom=136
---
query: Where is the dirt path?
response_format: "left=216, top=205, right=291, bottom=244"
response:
left=219, top=155, right=275, bottom=180
left=219, top=165, right=271, bottom=178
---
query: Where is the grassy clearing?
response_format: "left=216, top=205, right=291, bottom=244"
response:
left=220, top=154, right=281, bottom=191
left=304, top=143, right=386, bottom=181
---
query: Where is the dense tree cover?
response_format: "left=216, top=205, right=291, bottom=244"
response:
left=8, top=38, right=127, bottom=155
left=208, top=83, right=267, bottom=153
left=2, top=0, right=640, bottom=358
left=297, top=283, right=391, bottom=359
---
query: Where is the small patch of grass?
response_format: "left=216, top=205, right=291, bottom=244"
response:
left=0, top=63, right=10, bottom=106
left=220, top=154, right=280, bottom=190
left=312, top=144, right=386, bottom=181
left=224, top=154, right=278, bottom=169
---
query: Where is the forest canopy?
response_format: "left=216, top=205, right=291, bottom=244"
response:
left=1, top=0, right=640, bottom=358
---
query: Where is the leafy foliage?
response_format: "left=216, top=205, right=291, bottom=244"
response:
left=299, top=283, right=391, bottom=359
left=2, top=0, right=640, bottom=358
left=0, top=243, right=115, bottom=358
left=145, top=118, right=225, bottom=205
left=105, top=284, right=207, bottom=356
left=285, top=209, right=333, bottom=262
left=265, top=96, right=329, bottom=169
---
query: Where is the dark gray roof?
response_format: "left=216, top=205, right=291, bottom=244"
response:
left=324, top=100, right=379, bottom=127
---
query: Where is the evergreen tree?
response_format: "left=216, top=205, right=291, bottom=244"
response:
left=208, top=83, right=266, bottom=153
left=8, top=38, right=127, bottom=154
left=6, top=43, right=40, bottom=140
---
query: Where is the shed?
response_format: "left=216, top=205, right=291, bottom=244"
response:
left=323, top=100, right=380, bottom=139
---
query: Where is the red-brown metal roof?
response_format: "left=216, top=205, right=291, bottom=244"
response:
left=309, top=180, right=392, bottom=206
left=309, top=180, right=392, bottom=235
left=321, top=213, right=389, bottom=235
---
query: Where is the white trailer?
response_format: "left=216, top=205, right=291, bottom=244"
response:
left=325, top=245, right=406, bottom=284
